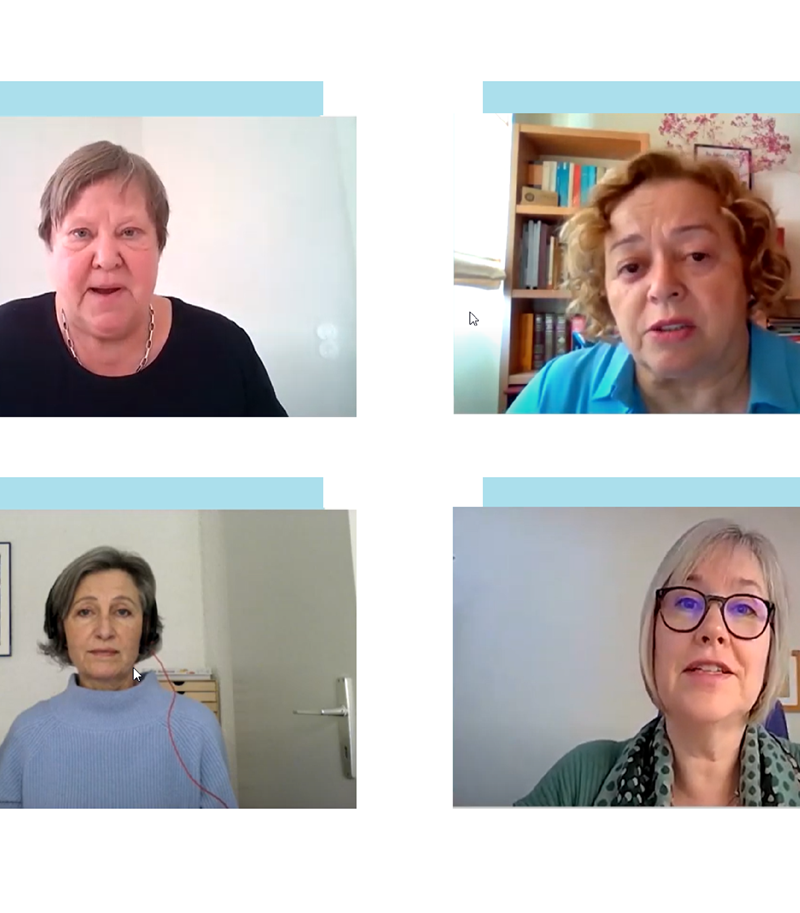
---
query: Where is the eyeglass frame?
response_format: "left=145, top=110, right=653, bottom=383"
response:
left=655, top=585, right=775, bottom=641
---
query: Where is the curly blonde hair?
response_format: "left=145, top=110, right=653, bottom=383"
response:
left=561, top=151, right=791, bottom=340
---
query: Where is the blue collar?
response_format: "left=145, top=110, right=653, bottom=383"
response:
left=592, top=342, right=642, bottom=412
left=591, top=324, right=798, bottom=413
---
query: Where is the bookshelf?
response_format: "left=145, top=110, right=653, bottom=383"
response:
left=499, top=124, right=650, bottom=411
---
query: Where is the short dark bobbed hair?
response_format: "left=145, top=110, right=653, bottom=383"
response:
left=38, top=546, right=164, bottom=668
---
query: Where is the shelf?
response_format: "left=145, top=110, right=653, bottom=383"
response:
left=509, top=371, right=537, bottom=385
left=518, top=124, right=650, bottom=160
left=517, top=204, right=577, bottom=219
left=511, top=289, right=570, bottom=299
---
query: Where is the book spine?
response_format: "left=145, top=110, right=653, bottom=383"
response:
left=531, top=221, right=540, bottom=289
left=519, top=221, right=527, bottom=287
left=519, top=313, right=534, bottom=371
left=555, top=315, right=568, bottom=356
left=544, top=313, right=555, bottom=363
left=580, top=166, right=589, bottom=206
left=538, top=222, right=548, bottom=288
left=548, top=234, right=556, bottom=288
left=572, top=164, right=582, bottom=208
left=567, top=163, right=574, bottom=209
left=533, top=313, right=545, bottom=370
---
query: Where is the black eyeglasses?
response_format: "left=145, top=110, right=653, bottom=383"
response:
left=656, top=586, right=774, bottom=641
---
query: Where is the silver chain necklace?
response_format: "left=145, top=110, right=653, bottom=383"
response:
left=61, top=303, right=155, bottom=374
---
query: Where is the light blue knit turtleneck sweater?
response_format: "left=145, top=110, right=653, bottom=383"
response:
left=0, top=671, right=237, bottom=808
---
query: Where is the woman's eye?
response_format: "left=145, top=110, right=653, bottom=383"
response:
left=619, top=262, right=641, bottom=276
left=689, top=252, right=709, bottom=262
left=76, top=607, right=92, bottom=617
left=70, top=229, right=90, bottom=240
left=117, top=608, right=131, bottom=616
left=122, top=228, right=140, bottom=238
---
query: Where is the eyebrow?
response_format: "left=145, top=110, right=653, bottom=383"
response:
left=608, top=223, right=718, bottom=253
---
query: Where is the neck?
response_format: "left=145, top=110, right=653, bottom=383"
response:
left=77, top=673, right=136, bottom=692
left=666, top=716, right=745, bottom=806
left=636, top=328, right=750, bottom=414
left=57, top=295, right=153, bottom=377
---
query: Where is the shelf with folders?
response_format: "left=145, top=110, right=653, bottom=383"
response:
left=500, top=123, right=649, bottom=411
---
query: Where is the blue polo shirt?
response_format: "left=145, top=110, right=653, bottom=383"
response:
left=507, top=324, right=800, bottom=414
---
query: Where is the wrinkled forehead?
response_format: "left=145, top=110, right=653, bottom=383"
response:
left=60, top=176, right=150, bottom=223
left=607, top=177, right=729, bottom=240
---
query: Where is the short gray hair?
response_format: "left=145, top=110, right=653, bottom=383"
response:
left=639, top=519, right=790, bottom=725
left=38, top=140, right=170, bottom=252
left=39, top=545, right=163, bottom=668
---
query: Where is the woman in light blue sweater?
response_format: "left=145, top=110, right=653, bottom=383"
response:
left=0, top=546, right=237, bottom=808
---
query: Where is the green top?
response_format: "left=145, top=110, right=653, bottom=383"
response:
left=514, top=736, right=800, bottom=806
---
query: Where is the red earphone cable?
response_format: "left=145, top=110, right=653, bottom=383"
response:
left=149, top=652, right=229, bottom=809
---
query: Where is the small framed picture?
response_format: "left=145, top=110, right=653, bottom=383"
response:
left=779, top=650, right=800, bottom=712
left=694, top=143, right=753, bottom=189
left=0, top=542, right=9, bottom=657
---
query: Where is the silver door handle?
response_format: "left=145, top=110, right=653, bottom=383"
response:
left=293, top=706, right=348, bottom=717
left=292, top=677, right=355, bottom=780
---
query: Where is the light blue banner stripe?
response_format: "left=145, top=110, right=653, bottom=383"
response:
left=483, top=81, right=800, bottom=113
left=484, top=478, right=798, bottom=507
left=0, top=82, right=323, bottom=116
left=0, top=478, right=323, bottom=509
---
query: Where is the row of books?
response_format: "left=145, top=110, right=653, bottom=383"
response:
left=519, top=220, right=566, bottom=290
left=528, top=161, right=609, bottom=209
left=518, top=312, right=572, bottom=372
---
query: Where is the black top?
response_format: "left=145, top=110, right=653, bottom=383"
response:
left=0, top=293, right=287, bottom=416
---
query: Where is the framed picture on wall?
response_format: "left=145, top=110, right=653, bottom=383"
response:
left=779, top=650, right=800, bottom=712
left=694, top=143, right=753, bottom=189
left=0, top=542, right=9, bottom=657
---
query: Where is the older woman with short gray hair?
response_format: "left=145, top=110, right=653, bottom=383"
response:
left=516, top=519, right=800, bottom=806
left=0, top=140, right=286, bottom=416
left=0, top=546, right=237, bottom=808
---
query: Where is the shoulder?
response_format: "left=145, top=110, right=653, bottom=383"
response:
left=2, top=693, right=60, bottom=746
left=0, top=292, right=54, bottom=326
left=507, top=342, right=622, bottom=414
left=166, top=690, right=223, bottom=736
left=514, top=739, right=626, bottom=806
left=170, top=297, right=251, bottom=341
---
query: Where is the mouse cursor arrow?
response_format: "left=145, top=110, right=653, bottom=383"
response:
left=469, top=312, right=479, bottom=326
left=132, top=668, right=142, bottom=682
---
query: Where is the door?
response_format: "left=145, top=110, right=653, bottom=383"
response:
left=219, top=510, right=356, bottom=809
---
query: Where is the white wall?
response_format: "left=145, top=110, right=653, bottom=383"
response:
left=0, top=116, right=356, bottom=417
left=453, top=507, right=800, bottom=807
left=453, top=116, right=510, bottom=414
left=0, top=510, right=206, bottom=740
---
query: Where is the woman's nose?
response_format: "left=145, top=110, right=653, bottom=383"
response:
left=694, top=601, right=728, bottom=644
left=92, top=233, right=123, bottom=269
left=94, top=613, right=115, bottom=637
left=647, top=253, right=682, bottom=304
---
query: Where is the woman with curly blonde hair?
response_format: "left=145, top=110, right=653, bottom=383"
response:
left=508, top=150, right=800, bottom=414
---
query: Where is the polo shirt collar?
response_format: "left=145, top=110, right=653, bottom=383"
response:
left=592, top=342, right=641, bottom=411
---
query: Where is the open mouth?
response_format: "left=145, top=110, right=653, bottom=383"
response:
left=649, top=320, right=696, bottom=342
left=89, top=287, right=123, bottom=296
left=684, top=662, right=733, bottom=677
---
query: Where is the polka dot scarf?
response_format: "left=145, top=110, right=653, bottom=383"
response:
left=594, top=715, right=800, bottom=806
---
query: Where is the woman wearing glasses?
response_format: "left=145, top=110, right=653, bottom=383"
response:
left=516, top=519, right=800, bottom=806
